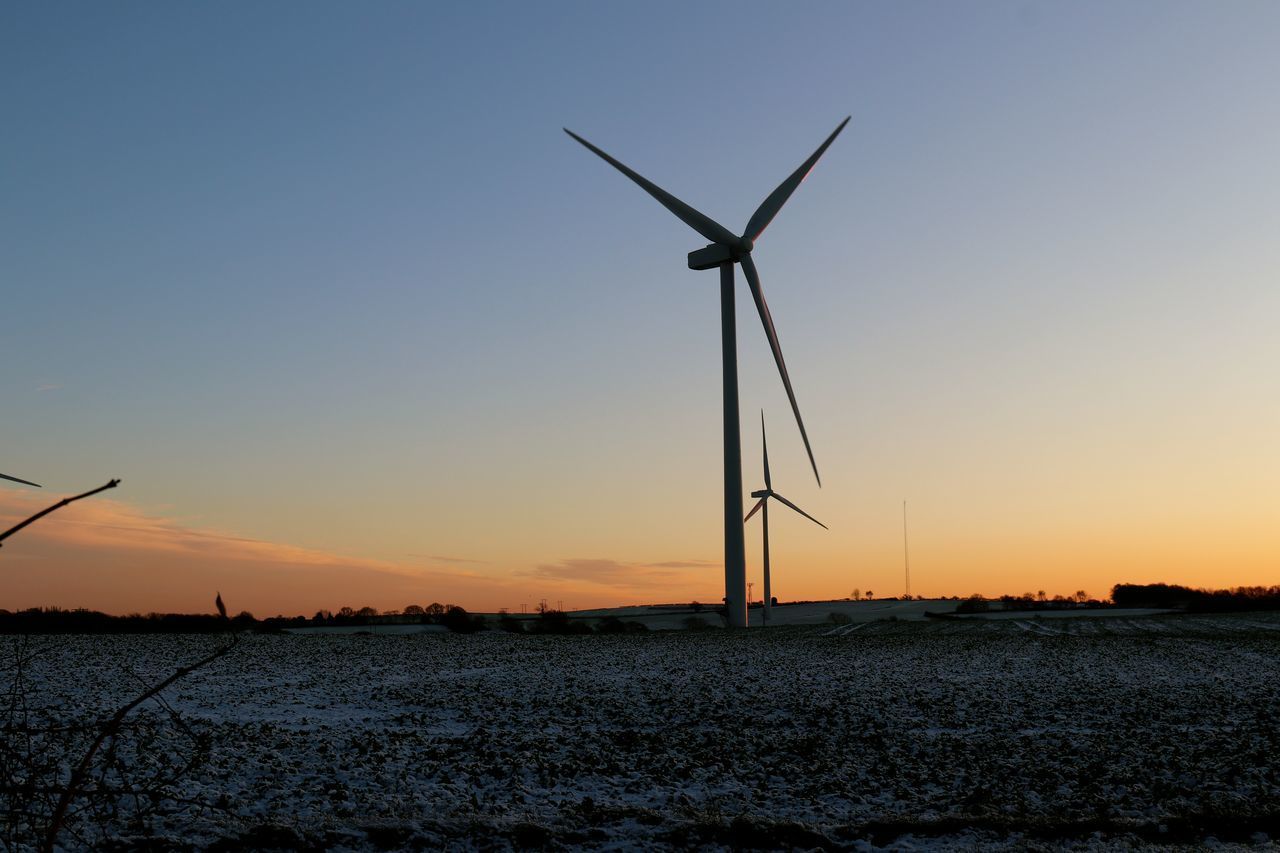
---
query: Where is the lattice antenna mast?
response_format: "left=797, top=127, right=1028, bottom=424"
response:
left=903, top=499, right=911, bottom=599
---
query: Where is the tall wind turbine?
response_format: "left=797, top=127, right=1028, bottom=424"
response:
left=744, top=413, right=826, bottom=625
left=565, top=118, right=847, bottom=627
left=1, top=472, right=40, bottom=488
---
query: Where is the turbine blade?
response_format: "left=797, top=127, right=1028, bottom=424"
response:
left=743, top=116, right=850, bottom=243
left=771, top=491, right=828, bottom=530
left=1, top=472, right=41, bottom=488
left=740, top=253, right=820, bottom=486
left=744, top=497, right=767, bottom=524
left=761, top=410, right=772, bottom=491
left=564, top=129, right=738, bottom=247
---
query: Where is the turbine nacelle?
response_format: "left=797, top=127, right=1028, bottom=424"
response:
left=687, top=243, right=733, bottom=271
left=750, top=489, right=771, bottom=499
left=687, top=238, right=755, bottom=271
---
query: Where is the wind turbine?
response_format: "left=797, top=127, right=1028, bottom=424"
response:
left=745, top=412, right=826, bottom=625
left=565, top=117, right=847, bottom=627
left=1, top=472, right=40, bottom=488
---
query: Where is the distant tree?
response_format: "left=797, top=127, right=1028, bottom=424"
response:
left=313, top=610, right=332, bottom=622
left=851, top=589, right=862, bottom=601
left=403, top=605, right=425, bottom=616
left=531, top=609, right=590, bottom=635
left=441, top=605, right=483, bottom=633
left=1074, top=590, right=1089, bottom=603
left=337, top=606, right=355, bottom=618
left=425, top=602, right=446, bottom=618
left=1037, top=590, right=1047, bottom=602
left=356, top=606, right=378, bottom=617
left=865, top=590, right=873, bottom=599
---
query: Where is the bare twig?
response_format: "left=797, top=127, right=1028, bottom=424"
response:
left=0, top=479, right=120, bottom=548
left=41, top=635, right=238, bottom=853
left=123, top=665, right=198, bottom=741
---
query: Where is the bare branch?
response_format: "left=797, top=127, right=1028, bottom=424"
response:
left=0, top=479, right=121, bottom=548
left=41, top=636, right=237, bottom=853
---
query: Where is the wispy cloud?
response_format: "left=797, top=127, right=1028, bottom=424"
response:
left=0, top=491, right=512, bottom=615
left=0, top=495, right=725, bottom=615
left=0, top=495, right=405, bottom=570
left=524, top=557, right=714, bottom=588
left=409, top=554, right=488, bottom=565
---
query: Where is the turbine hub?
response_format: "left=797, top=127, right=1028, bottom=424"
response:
left=736, top=236, right=754, bottom=256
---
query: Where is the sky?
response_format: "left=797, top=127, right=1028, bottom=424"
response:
left=3, top=1, right=1278, bottom=616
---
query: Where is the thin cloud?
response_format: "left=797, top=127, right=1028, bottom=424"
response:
left=525, top=557, right=702, bottom=588
left=409, top=554, right=488, bottom=565
left=0, top=495, right=726, bottom=614
left=0, top=496, right=406, bottom=571
left=36, top=384, right=61, bottom=392
left=0, top=491, right=512, bottom=615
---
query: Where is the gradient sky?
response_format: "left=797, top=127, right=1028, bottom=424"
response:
left=3, top=1, right=1278, bottom=616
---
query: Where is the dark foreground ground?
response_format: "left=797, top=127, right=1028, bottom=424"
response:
left=5, top=613, right=1280, bottom=850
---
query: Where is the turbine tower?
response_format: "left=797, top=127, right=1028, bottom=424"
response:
left=744, top=412, right=826, bottom=625
left=565, top=118, right=847, bottom=627
left=1, top=472, right=40, bottom=488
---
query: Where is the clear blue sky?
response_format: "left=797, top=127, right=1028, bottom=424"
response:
left=3, top=2, right=1278, bottom=613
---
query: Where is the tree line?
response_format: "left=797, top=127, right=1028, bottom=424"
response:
left=0, top=603, right=484, bottom=634
left=0, top=604, right=652, bottom=635
left=1111, top=583, right=1280, bottom=612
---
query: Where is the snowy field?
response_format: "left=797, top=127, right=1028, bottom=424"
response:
left=563, top=599, right=1172, bottom=630
left=6, top=612, right=1280, bottom=850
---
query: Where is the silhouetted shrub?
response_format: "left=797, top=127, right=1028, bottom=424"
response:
left=596, top=615, right=627, bottom=633
left=529, top=610, right=592, bottom=635
left=441, top=606, right=484, bottom=633
left=595, top=616, right=649, bottom=634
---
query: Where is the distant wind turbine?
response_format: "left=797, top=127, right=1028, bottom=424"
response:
left=744, top=412, right=826, bottom=626
left=1, top=472, right=40, bottom=488
left=565, top=118, right=848, bottom=627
